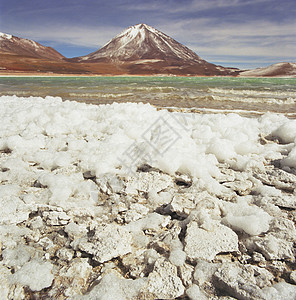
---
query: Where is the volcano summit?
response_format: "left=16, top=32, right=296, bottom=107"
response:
left=72, top=24, right=239, bottom=76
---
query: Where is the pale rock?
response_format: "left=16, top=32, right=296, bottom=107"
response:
left=58, top=258, right=92, bottom=297
left=167, top=193, right=197, bottom=217
left=268, top=217, right=296, bottom=241
left=213, top=262, right=263, bottom=300
left=186, top=284, right=208, bottom=300
left=0, top=225, right=31, bottom=249
left=78, top=223, right=132, bottom=263
left=126, top=212, right=171, bottom=234
left=179, top=263, right=194, bottom=286
left=185, top=221, right=238, bottom=261
left=8, top=285, right=25, bottom=300
left=80, top=269, right=147, bottom=300
left=38, top=237, right=54, bottom=251
left=2, top=245, right=34, bottom=268
left=147, top=258, right=185, bottom=298
left=261, top=282, right=296, bottom=300
left=28, top=216, right=43, bottom=230
left=122, top=248, right=160, bottom=278
left=10, top=259, right=54, bottom=291
left=254, top=233, right=295, bottom=261
left=0, top=264, right=11, bottom=299
left=268, top=195, right=296, bottom=209
left=193, top=260, right=222, bottom=286
left=169, top=248, right=187, bottom=266
left=252, top=252, right=266, bottom=264
left=251, top=265, right=274, bottom=288
left=254, top=168, right=296, bottom=193
left=123, top=203, right=149, bottom=223
left=96, top=173, right=125, bottom=194
left=64, top=222, right=88, bottom=239
left=125, top=172, right=173, bottom=195
left=290, top=270, right=296, bottom=284
left=222, top=180, right=253, bottom=196
left=42, top=210, right=71, bottom=225
left=56, top=247, right=74, bottom=261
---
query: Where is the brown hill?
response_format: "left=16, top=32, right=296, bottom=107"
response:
left=0, top=32, right=64, bottom=60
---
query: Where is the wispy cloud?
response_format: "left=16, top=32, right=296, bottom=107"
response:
left=5, top=25, right=123, bottom=48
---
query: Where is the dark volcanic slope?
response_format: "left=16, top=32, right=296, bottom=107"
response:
left=73, top=24, right=239, bottom=76
left=0, top=32, right=64, bottom=60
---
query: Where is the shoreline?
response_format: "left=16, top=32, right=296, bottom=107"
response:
left=0, top=71, right=295, bottom=78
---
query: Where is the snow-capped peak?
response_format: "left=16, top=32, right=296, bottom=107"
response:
left=0, top=32, right=13, bottom=40
left=79, top=23, right=204, bottom=63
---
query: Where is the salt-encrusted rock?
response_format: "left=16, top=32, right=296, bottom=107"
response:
left=223, top=180, right=253, bottom=196
left=179, top=263, right=194, bottom=286
left=96, top=173, right=125, bottom=194
left=78, top=223, right=132, bottom=263
left=125, top=171, right=173, bottom=195
left=169, top=248, right=187, bottom=266
left=42, top=210, right=71, bottom=225
left=55, top=258, right=92, bottom=297
left=251, top=265, right=274, bottom=288
left=261, top=282, right=296, bottom=300
left=193, top=260, right=222, bottom=286
left=185, top=221, right=238, bottom=261
left=0, top=184, right=30, bottom=225
left=253, top=234, right=295, bottom=262
left=10, top=259, right=54, bottom=291
left=28, top=216, right=44, bottom=230
left=2, top=245, right=35, bottom=269
left=268, top=195, right=296, bottom=209
left=268, top=217, right=296, bottom=241
left=126, top=212, right=171, bottom=234
left=186, top=284, right=208, bottom=300
left=254, top=168, right=296, bottom=193
left=0, top=265, right=11, bottom=299
left=80, top=269, right=147, bottom=300
left=290, top=270, right=296, bottom=284
left=122, top=248, right=160, bottom=278
left=64, top=222, right=88, bottom=240
left=167, top=193, right=196, bottom=217
left=147, top=258, right=185, bottom=299
left=123, top=203, right=149, bottom=223
left=213, top=262, right=264, bottom=300
left=56, top=247, right=74, bottom=262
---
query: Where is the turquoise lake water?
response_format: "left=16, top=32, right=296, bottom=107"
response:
left=0, top=76, right=295, bottom=115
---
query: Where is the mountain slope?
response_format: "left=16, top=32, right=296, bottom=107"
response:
left=239, top=62, right=296, bottom=77
left=0, top=32, right=64, bottom=60
left=72, top=24, right=239, bottom=76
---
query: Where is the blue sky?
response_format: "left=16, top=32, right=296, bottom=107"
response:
left=1, top=0, right=295, bottom=69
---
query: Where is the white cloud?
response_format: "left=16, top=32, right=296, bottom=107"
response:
left=5, top=25, right=123, bottom=48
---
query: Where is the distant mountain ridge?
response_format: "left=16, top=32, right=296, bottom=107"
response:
left=0, top=32, right=64, bottom=60
left=0, top=27, right=295, bottom=77
left=239, top=62, right=296, bottom=77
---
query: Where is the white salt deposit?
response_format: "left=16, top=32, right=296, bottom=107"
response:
left=10, top=259, right=54, bottom=291
left=0, top=95, right=295, bottom=298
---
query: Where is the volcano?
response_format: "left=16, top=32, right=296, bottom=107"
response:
left=72, top=24, right=239, bottom=76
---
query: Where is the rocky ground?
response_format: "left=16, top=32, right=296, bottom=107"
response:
left=0, top=97, right=296, bottom=299
left=1, top=153, right=296, bottom=299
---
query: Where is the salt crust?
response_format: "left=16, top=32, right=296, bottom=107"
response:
left=0, top=96, right=296, bottom=299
